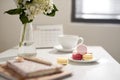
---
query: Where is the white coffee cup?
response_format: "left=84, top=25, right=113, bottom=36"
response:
left=58, top=35, right=84, bottom=49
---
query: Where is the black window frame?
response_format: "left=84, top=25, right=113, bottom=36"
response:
left=71, top=0, right=120, bottom=24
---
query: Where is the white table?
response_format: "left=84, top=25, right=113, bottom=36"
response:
left=0, top=46, right=120, bottom=80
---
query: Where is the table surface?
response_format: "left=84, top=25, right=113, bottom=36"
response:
left=0, top=46, right=120, bottom=80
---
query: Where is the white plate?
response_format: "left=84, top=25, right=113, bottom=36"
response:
left=54, top=45, right=74, bottom=52
left=69, top=57, right=99, bottom=63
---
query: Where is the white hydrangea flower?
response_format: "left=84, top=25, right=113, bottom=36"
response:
left=26, top=0, right=54, bottom=20
left=14, top=0, right=55, bottom=20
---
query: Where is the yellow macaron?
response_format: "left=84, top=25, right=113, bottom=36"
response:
left=83, top=53, right=93, bottom=61
left=57, top=57, right=68, bottom=65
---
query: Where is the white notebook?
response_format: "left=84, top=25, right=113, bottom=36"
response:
left=7, top=59, right=62, bottom=77
left=33, top=24, right=63, bottom=48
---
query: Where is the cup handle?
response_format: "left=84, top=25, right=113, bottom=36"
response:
left=78, top=37, right=84, bottom=44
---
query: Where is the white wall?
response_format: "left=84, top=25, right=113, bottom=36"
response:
left=0, top=0, right=120, bottom=63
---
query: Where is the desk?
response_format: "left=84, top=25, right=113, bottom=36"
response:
left=0, top=46, right=120, bottom=80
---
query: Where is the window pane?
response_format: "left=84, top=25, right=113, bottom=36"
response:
left=75, top=0, right=120, bottom=19
left=82, top=0, right=111, bottom=14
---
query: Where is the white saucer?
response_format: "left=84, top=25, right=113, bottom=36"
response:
left=54, top=45, right=74, bottom=52
left=69, top=57, right=99, bottom=63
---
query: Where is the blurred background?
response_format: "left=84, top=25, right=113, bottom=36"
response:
left=0, top=0, right=120, bottom=63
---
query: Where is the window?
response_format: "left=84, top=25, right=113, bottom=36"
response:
left=72, top=0, right=120, bottom=23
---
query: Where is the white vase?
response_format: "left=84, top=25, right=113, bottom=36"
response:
left=18, top=23, right=37, bottom=57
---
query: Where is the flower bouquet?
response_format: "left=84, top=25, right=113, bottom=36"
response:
left=5, top=0, right=58, bottom=56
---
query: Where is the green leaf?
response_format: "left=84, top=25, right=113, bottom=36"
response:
left=4, top=8, right=23, bottom=15
left=45, top=4, right=58, bottom=17
left=46, top=10, right=55, bottom=16
left=19, top=12, right=28, bottom=24
left=53, top=4, right=58, bottom=11
left=19, top=12, right=33, bottom=24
